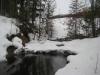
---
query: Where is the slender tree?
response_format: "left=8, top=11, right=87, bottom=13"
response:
left=45, top=0, right=55, bottom=39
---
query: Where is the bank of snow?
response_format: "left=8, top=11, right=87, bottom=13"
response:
left=25, top=36, right=100, bottom=75
left=55, top=37, right=100, bottom=75
left=0, top=16, right=20, bottom=60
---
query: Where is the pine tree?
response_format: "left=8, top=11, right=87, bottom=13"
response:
left=0, top=0, right=55, bottom=40
left=67, top=0, right=85, bottom=39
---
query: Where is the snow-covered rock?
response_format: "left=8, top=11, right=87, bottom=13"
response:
left=0, top=16, right=19, bottom=60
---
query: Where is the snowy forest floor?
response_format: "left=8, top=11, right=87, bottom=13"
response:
left=0, top=16, right=100, bottom=75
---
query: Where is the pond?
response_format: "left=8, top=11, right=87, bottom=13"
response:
left=0, top=50, right=77, bottom=75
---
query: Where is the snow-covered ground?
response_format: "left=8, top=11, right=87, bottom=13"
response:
left=0, top=16, right=21, bottom=60
left=25, top=37, right=100, bottom=75
left=55, top=37, right=100, bottom=75
left=0, top=16, right=100, bottom=75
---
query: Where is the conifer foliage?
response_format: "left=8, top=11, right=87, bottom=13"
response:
left=0, top=0, right=55, bottom=40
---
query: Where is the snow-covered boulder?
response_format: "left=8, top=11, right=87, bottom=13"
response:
left=0, top=16, right=19, bottom=60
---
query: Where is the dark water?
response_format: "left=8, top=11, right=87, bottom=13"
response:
left=0, top=50, right=76, bottom=75
left=31, top=54, right=68, bottom=75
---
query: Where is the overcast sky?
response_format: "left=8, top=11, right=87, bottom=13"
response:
left=54, top=0, right=71, bottom=15
left=54, top=0, right=90, bottom=15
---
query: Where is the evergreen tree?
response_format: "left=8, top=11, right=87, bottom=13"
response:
left=67, top=0, right=85, bottom=39
left=0, top=0, right=55, bottom=40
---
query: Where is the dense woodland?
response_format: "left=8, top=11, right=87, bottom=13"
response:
left=0, top=0, right=55, bottom=41
left=67, top=0, right=100, bottom=40
left=0, top=0, right=100, bottom=41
